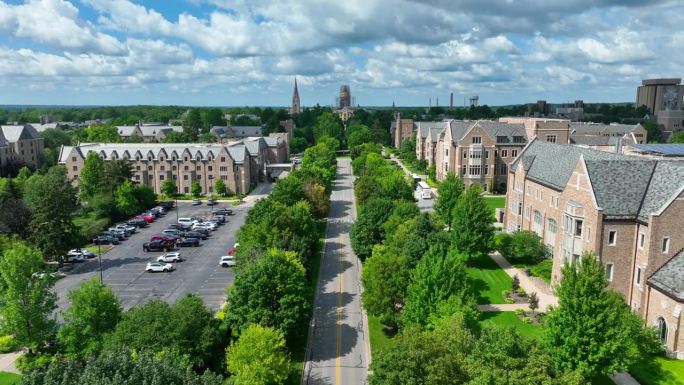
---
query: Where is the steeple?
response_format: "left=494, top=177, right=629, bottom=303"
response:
left=291, top=77, right=301, bottom=115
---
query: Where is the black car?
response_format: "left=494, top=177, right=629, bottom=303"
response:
left=158, top=201, right=175, bottom=209
left=183, top=231, right=208, bottom=240
left=127, top=218, right=148, bottom=227
left=207, top=199, right=217, bottom=206
left=212, top=208, right=233, bottom=216
left=177, top=237, right=200, bottom=247
left=92, top=236, right=119, bottom=245
left=143, top=240, right=175, bottom=252
left=101, top=231, right=125, bottom=241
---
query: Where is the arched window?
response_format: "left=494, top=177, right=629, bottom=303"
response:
left=548, top=218, right=557, bottom=233
left=534, top=210, right=542, bottom=225
left=656, top=317, right=668, bottom=345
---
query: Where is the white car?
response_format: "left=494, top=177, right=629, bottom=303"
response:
left=219, top=256, right=236, bottom=267
left=178, top=217, right=199, bottom=226
left=157, top=252, right=183, bottom=263
left=146, top=262, right=174, bottom=272
left=193, top=222, right=216, bottom=231
left=68, top=248, right=95, bottom=258
left=63, top=253, right=85, bottom=263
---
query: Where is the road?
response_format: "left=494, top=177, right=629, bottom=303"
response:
left=302, top=158, right=369, bottom=385
left=54, top=183, right=273, bottom=313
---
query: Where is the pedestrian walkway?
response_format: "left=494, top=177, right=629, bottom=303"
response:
left=489, top=252, right=558, bottom=311
left=0, top=351, right=21, bottom=374
left=478, top=303, right=528, bottom=312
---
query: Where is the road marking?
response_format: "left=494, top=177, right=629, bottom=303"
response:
left=336, top=229, right=344, bottom=385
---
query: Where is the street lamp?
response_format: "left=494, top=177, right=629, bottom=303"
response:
left=98, top=242, right=103, bottom=284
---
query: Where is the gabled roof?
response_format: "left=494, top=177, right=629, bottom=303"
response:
left=570, top=136, right=620, bottom=146
left=637, top=161, right=684, bottom=221
left=116, top=126, right=139, bottom=137
left=28, top=123, right=58, bottom=132
left=230, top=126, right=263, bottom=138
left=648, top=249, right=684, bottom=301
left=1, top=125, right=41, bottom=141
left=471, top=121, right=526, bottom=143
left=570, top=123, right=641, bottom=135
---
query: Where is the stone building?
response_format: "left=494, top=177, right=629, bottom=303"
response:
left=0, top=124, right=45, bottom=169
left=391, top=114, right=415, bottom=149
left=504, top=139, right=684, bottom=358
left=59, top=136, right=289, bottom=195
left=291, top=77, right=301, bottom=115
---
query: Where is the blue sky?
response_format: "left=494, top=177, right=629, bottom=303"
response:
left=0, top=0, right=682, bottom=107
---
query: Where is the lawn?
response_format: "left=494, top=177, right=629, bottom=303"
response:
left=630, top=356, right=684, bottom=385
left=466, top=253, right=512, bottom=304
left=478, top=311, right=542, bottom=340
left=484, top=196, right=506, bottom=218
left=368, top=315, right=397, bottom=357
left=0, top=372, right=21, bottom=385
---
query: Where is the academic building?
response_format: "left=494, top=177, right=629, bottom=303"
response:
left=504, top=139, right=684, bottom=358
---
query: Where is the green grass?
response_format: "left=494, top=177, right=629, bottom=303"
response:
left=84, top=244, right=114, bottom=255
left=478, top=311, right=542, bottom=340
left=484, top=196, right=506, bottom=217
left=630, top=356, right=684, bottom=385
left=511, top=258, right=552, bottom=284
left=0, top=372, right=21, bottom=385
left=368, top=315, right=397, bottom=357
left=426, top=177, right=439, bottom=188
left=592, top=374, right=616, bottom=385
left=466, top=253, right=512, bottom=304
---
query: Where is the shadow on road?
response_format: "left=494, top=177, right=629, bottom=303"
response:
left=67, top=256, right=148, bottom=275
left=310, top=323, right=359, bottom=363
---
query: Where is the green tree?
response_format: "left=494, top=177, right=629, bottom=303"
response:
left=85, top=124, right=120, bottom=143
left=162, top=179, right=177, bottom=198
left=289, top=137, right=308, bottom=154
left=15, top=166, right=33, bottom=190
left=226, top=324, right=290, bottom=385
left=225, top=249, right=309, bottom=339
left=451, top=184, right=494, bottom=259
left=183, top=109, right=202, bottom=141
left=312, top=112, right=343, bottom=143
left=24, top=167, right=78, bottom=260
left=506, top=231, right=548, bottom=262
left=191, top=181, right=202, bottom=198
left=0, top=243, right=57, bottom=354
left=543, top=253, right=660, bottom=378
left=132, top=185, right=157, bottom=209
left=57, top=279, right=122, bottom=359
left=434, top=172, right=464, bottom=230
left=303, top=180, right=329, bottom=218
left=0, top=178, right=31, bottom=237
left=214, top=179, right=226, bottom=197
left=79, top=152, right=105, bottom=199
left=402, top=247, right=473, bottom=327
left=102, top=160, right=133, bottom=195
left=114, top=180, right=140, bottom=217
left=203, top=108, right=226, bottom=128
left=671, top=131, right=684, bottom=143
left=347, top=124, right=373, bottom=148
left=350, top=197, right=394, bottom=259
left=361, top=245, right=411, bottom=326
left=270, top=175, right=306, bottom=206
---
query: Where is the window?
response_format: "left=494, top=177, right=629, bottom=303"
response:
left=184, top=187, right=189, bottom=193
left=208, top=175, right=214, bottom=180
left=572, top=254, right=580, bottom=265
left=500, top=164, right=507, bottom=174
left=160, top=166, right=165, bottom=171
left=485, top=151, right=489, bottom=159
left=221, top=175, right=228, bottom=180
left=71, top=156, right=76, bottom=162
left=517, top=202, right=523, bottom=216
left=463, top=151, right=467, bottom=158
left=445, top=148, right=449, bottom=156
left=608, top=231, right=617, bottom=246
left=574, top=220, right=583, bottom=237
left=148, top=166, right=153, bottom=171
left=656, top=317, right=668, bottom=345
left=501, top=150, right=508, bottom=157
left=461, top=165, right=466, bottom=175
left=136, top=166, right=141, bottom=171
left=173, top=175, right=177, bottom=180
left=72, top=166, right=77, bottom=171
left=605, top=263, right=614, bottom=282
left=159, top=175, right=165, bottom=180
left=220, top=166, right=228, bottom=172
left=534, top=210, right=542, bottom=225
left=208, top=166, right=213, bottom=171
left=513, top=136, right=525, bottom=143
left=636, top=267, right=642, bottom=285
left=469, top=165, right=481, bottom=175
left=511, top=150, right=518, bottom=157
left=546, top=135, right=557, bottom=143
left=662, top=237, right=670, bottom=253
left=184, top=166, right=189, bottom=171
left=197, top=175, right=202, bottom=180
left=472, top=136, right=482, bottom=144
left=221, top=157, right=226, bottom=162
left=548, top=219, right=557, bottom=233
left=196, top=166, right=201, bottom=171
left=172, top=166, right=177, bottom=171
left=470, top=151, right=481, bottom=159
left=484, top=165, right=488, bottom=175
left=639, top=233, right=645, bottom=248
left=183, top=175, right=188, bottom=181
left=148, top=175, right=153, bottom=180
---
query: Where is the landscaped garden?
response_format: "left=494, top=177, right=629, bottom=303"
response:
left=630, top=356, right=684, bottom=385
left=478, top=311, right=542, bottom=340
left=466, top=253, right=512, bottom=304
left=0, top=372, right=21, bottom=385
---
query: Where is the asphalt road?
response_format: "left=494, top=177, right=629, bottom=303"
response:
left=54, top=183, right=273, bottom=313
left=303, top=158, right=369, bottom=385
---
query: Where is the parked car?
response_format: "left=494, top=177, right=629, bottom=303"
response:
left=107, top=228, right=129, bottom=238
left=162, top=229, right=183, bottom=237
left=228, top=242, right=239, bottom=255
left=127, top=218, right=148, bottom=227
left=143, top=240, right=175, bottom=252
left=68, top=248, right=95, bottom=258
left=150, top=235, right=177, bottom=243
left=102, top=231, right=125, bottom=241
left=145, top=262, right=174, bottom=273
left=211, top=215, right=226, bottom=224
left=32, top=271, right=66, bottom=279
left=136, top=214, right=154, bottom=223
left=219, top=256, right=236, bottom=267
left=207, top=218, right=222, bottom=227
left=183, top=231, right=208, bottom=240
left=143, top=210, right=160, bottom=219
left=62, top=253, right=84, bottom=263
left=177, top=237, right=200, bottom=247
left=193, top=222, right=216, bottom=231
left=207, top=199, right=217, bottom=206
left=212, top=208, right=233, bottom=216
left=157, top=252, right=183, bottom=263
left=151, top=206, right=166, bottom=215
left=92, top=236, right=119, bottom=245
left=114, top=224, right=137, bottom=234
left=158, top=201, right=175, bottom=209
left=178, top=217, right=199, bottom=227
left=191, top=199, right=202, bottom=206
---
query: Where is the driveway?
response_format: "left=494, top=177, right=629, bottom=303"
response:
left=53, top=183, right=273, bottom=313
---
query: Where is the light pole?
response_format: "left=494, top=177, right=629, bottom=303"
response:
left=98, top=242, right=103, bottom=284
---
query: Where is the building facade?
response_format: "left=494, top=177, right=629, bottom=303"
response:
left=0, top=124, right=45, bottom=169
left=637, top=78, right=684, bottom=114
left=391, top=114, right=415, bottom=149
left=504, top=140, right=684, bottom=358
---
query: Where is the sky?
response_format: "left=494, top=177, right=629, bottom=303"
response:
left=0, top=0, right=683, bottom=107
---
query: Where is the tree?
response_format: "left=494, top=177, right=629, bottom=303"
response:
left=225, top=249, right=310, bottom=339
left=670, top=131, right=684, bottom=143
left=0, top=178, right=30, bottom=237
left=203, top=108, right=225, bottom=128
left=312, top=112, right=343, bottom=143
left=103, top=160, right=133, bottom=195
left=183, top=109, right=202, bottom=141
left=402, top=247, right=473, bottom=327
left=162, top=179, right=178, bottom=198
left=543, top=253, right=660, bottom=378
left=512, top=275, right=520, bottom=292
left=506, top=231, right=548, bottom=262
left=434, top=172, right=464, bottom=230
left=529, top=292, right=539, bottom=316
left=210, top=179, right=225, bottom=197
left=24, top=167, right=78, bottom=260
left=347, top=124, right=373, bottom=148
left=132, top=185, right=156, bottom=209
left=191, top=181, right=202, bottom=198
left=58, top=279, right=122, bottom=359
left=289, top=137, right=308, bottom=154
left=303, top=180, right=329, bottom=218
left=0, top=243, right=57, bottom=354
left=270, top=175, right=306, bottom=206
left=226, top=324, right=290, bottom=385
left=114, top=180, right=140, bottom=217
left=350, top=197, right=394, bottom=259
left=198, top=132, right=217, bottom=143
left=451, top=184, right=494, bottom=259
left=85, top=124, right=120, bottom=143
left=361, top=245, right=412, bottom=325
left=79, top=152, right=105, bottom=200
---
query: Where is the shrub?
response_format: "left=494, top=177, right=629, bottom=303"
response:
left=505, top=297, right=515, bottom=304
left=0, top=335, right=19, bottom=353
left=492, top=232, right=512, bottom=256
left=508, top=231, right=547, bottom=262
left=514, top=309, right=526, bottom=317
left=16, top=353, right=54, bottom=373
left=522, top=316, right=532, bottom=324
left=501, top=289, right=511, bottom=298
left=530, top=259, right=553, bottom=282
left=511, top=275, right=520, bottom=292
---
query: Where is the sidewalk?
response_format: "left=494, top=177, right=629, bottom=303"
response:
left=489, top=252, right=558, bottom=311
left=0, top=351, right=21, bottom=374
left=478, top=303, right=528, bottom=312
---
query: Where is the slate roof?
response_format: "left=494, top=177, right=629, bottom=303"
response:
left=60, top=143, right=243, bottom=163
left=473, top=121, right=527, bottom=143
left=1, top=125, right=41, bottom=142
left=417, top=122, right=448, bottom=139
left=570, top=136, right=620, bottom=146
left=28, top=123, right=58, bottom=132
left=570, top=123, right=640, bottom=135
left=648, top=249, right=684, bottom=301
left=0, top=130, right=8, bottom=147
left=515, top=140, right=684, bottom=221
left=116, top=126, right=139, bottom=137
left=231, top=126, right=262, bottom=137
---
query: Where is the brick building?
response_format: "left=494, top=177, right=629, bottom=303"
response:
left=504, top=139, right=684, bottom=358
left=0, top=124, right=45, bottom=170
left=390, top=114, right=414, bottom=149
left=59, top=136, right=289, bottom=195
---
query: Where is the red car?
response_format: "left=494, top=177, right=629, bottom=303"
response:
left=150, top=235, right=176, bottom=243
left=136, top=214, right=154, bottom=223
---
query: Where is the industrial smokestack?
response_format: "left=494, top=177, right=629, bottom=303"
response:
left=450, top=92, right=454, bottom=109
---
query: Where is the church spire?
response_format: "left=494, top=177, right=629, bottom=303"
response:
left=291, top=77, right=301, bottom=115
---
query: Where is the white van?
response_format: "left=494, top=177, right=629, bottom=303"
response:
left=178, top=217, right=199, bottom=226
left=417, top=181, right=433, bottom=199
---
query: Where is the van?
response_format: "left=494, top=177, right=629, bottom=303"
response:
left=417, top=181, right=433, bottom=199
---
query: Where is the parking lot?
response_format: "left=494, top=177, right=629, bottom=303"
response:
left=54, top=184, right=272, bottom=313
